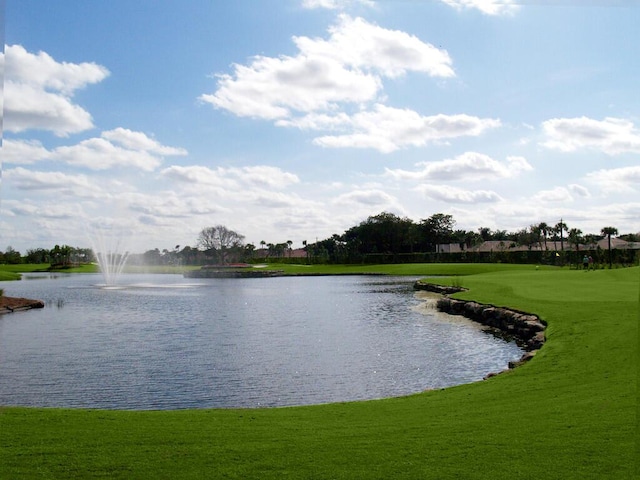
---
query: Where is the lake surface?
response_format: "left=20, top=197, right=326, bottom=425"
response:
left=0, top=273, right=523, bottom=409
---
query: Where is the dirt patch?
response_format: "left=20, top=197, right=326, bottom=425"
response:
left=0, top=296, right=45, bottom=314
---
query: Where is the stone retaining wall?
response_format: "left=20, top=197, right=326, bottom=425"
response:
left=414, top=280, right=546, bottom=369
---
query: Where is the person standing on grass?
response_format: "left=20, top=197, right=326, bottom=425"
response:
left=583, top=254, right=589, bottom=270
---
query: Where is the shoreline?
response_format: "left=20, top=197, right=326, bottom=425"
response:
left=414, top=280, right=547, bottom=372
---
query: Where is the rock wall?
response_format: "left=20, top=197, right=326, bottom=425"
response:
left=414, top=281, right=546, bottom=369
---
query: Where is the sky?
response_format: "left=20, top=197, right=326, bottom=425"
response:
left=1, top=0, right=639, bottom=254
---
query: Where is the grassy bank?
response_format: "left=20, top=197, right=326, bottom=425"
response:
left=0, top=265, right=638, bottom=479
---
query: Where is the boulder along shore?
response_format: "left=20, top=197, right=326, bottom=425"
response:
left=413, top=281, right=546, bottom=374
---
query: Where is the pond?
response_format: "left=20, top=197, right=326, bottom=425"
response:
left=0, top=273, right=523, bottom=409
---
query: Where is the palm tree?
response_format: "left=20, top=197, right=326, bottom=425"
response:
left=568, top=228, right=583, bottom=268
left=538, top=222, right=549, bottom=251
left=555, top=220, right=568, bottom=251
left=601, top=227, right=618, bottom=268
left=568, top=228, right=582, bottom=252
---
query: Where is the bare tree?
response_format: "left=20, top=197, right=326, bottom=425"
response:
left=198, top=225, right=245, bottom=264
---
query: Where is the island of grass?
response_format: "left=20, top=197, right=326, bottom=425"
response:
left=184, top=263, right=284, bottom=278
left=0, top=263, right=637, bottom=479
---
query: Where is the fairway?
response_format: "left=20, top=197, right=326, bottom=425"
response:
left=1, top=265, right=638, bottom=479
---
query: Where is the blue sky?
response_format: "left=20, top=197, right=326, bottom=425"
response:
left=1, top=0, right=639, bottom=253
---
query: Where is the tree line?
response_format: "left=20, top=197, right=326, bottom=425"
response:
left=1, top=213, right=637, bottom=267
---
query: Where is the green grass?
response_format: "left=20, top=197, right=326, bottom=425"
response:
left=265, top=262, right=551, bottom=276
left=0, top=263, right=100, bottom=276
left=1, top=265, right=638, bottom=479
left=0, top=270, right=21, bottom=282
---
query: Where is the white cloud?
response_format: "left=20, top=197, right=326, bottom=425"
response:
left=2, top=130, right=187, bottom=171
left=3, top=44, right=110, bottom=136
left=541, top=116, right=640, bottom=155
left=333, top=189, right=397, bottom=206
left=532, top=186, right=574, bottom=204
left=295, top=15, right=455, bottom=79
left=440, top=0, right=519, bottom=16
left=237, top=165, right=301, bottom=189
left=313, top=107, right=501, bottom=153
left=1, top=139, right=52, bottom=165
left=586, top=165, right=640, bottom=193
left=4, top=199, right=80, bottom=220
left=416, top=184, right=503, bottom=203
left=102, top=128, right=187, bottom=156
left=385, top=151, right=530, bottom=181
left=4, top=167, right=96, bottom=195
left=568, top=184, right=591, bottom=198
left=202, top=55, right=381, bottom=120
left=301, top=0, right=374, bottom=9
left=161, top=165, right=300, bottom=190
left=123, top=192, right=224, bottom=219
left=200, top=15, right=453, bottom=122
left=53, top=138, right=164, bottom=171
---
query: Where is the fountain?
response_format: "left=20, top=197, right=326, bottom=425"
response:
left=87, top=227, right=130, bottom=287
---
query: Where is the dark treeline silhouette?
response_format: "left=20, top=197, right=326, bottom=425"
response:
left=1, top=212, right=639, bottom=267
left=297, top=212, right=639, bottom=267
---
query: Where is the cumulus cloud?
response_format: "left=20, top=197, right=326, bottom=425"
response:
left=102, top=128, right=188, bottom=156
left=122, top=191, right=224, bottom=219
left=311, top=108, right=501, bottom=153
left=53, top=138, right=164, bottom=171
left=4, top=167, right=96, bottom=195
left=301, top=0, right=374, bottom=9
left=416, top=184, right=503, bottom=203
left=531, top=186, right=574, bottom=204
left=541, top=116, right=640, bottom=155
left=568, top=183, right=591, bottom=198
left=295, top=15, right=454, bottom=78
left=440, top=0, right=519, bottom=16
left=5, top=199, right=80, bottom=220
left=333, top=189, right=397, bottom=206
left=200, top=15, right=455, bottom=147
left=1, top=139, right=52, bottom=165
left=3, top=44, right=110, bottom=136
left=385, top=152, right=531, bottom=181
left=2, top=130, right=187, bottom=171
left=163, top=164, right=299, bottom=189
left=586, top=165, right=640, bottom=193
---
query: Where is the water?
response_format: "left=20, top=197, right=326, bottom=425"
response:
left=0, top=273, right=523, bottom=410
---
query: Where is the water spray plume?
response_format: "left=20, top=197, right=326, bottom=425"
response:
left=87, top=225, right=131, bottom=286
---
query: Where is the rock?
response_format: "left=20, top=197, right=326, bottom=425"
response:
left=0, top=296, right=45, bottom=314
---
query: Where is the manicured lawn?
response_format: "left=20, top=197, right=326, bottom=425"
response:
left=0, top=265, right=637, bottom=479
left=266, top=262, right=556, bottom=276
left=0, top=270, right=21, bottom=282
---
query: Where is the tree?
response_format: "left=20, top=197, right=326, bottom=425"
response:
left=198, top=225, right=245, bottom=264
left=568, top=228, right=583, bottom=253
left=538, top=222, right=550, bottom=251
left=555, top=220, right=568, bottom=251
left=601, top=226, right=618, bottom=268
left=25, top=248, right=49, bottom=264
left=2, top=246, right=22, bottom=264
left=343, top=212, right=415, bottom=256
left=419, top=213, right=455, bottom=252
left=49, top=245, right=71, bottom=266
